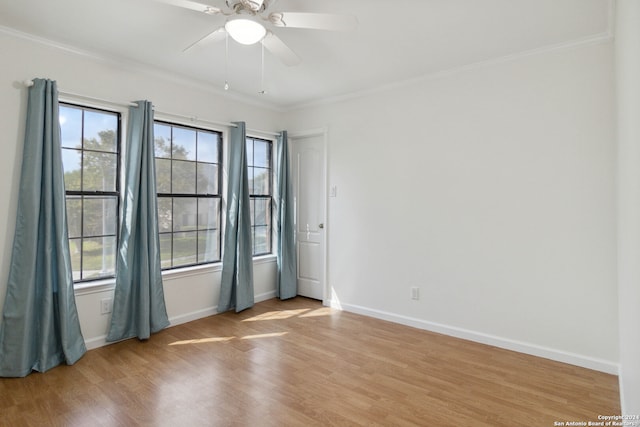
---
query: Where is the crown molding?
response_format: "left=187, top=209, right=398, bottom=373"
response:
left=284, top=30, right=614, bottom=112
left=0, top=24, right=285, bottom=113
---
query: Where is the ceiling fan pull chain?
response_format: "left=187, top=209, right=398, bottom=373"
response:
left=259, top=42, right=266, bottom=95
left=224, top=32, right=230, bottom=91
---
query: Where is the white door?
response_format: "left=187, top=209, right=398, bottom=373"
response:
left=290, top=132, right=326, bottom=301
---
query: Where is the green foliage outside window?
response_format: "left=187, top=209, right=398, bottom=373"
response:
left=60, top=104, right=119, bottom=282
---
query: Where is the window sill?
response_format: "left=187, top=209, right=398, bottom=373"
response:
left=161, top=262, right=222, bottom=281
left=73, top=255, right=277, bottom=294
left=253, top=253, right=277, bottom=265
left=74, top=278, right=116, bottom=296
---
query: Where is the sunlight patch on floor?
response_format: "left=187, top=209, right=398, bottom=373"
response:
left=169, top=337, right=234, bottom=346
left=168, top=332, right=289, bottom=346
left=242, top=308, right=310, bottom=322
left=298, top=307, right=333, bottom=318
left=240, top=332, right=288, bottom=340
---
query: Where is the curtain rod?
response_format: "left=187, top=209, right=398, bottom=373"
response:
left=23, top=80, right=280, bottom=137
left=153, top=110, right=280, bottom=137
left=23, top=80, right=138, bottom=108
left=155, top=110, right=281, bottom=136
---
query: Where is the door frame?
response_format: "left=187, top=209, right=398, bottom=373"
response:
left=288, top=127, right=329, bottom=305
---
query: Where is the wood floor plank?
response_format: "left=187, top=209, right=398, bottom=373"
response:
left=0, top=297, right=620, bottom=426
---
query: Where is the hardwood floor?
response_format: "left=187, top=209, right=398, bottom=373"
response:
left=0, top=297, right=620, bottom=426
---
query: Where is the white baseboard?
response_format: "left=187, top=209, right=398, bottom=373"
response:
left=618, top=371, right=628, bottom=414
left=84, top=290, right=278, bottom=351
left=84, top=335, right=109, bottom=350
left=329, top=300, right=619, bottom=375
left=169, top=306, right=218, bottom=327
left=255, top=290, right=277, bottom=303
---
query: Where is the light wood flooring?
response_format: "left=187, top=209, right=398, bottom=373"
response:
left=0, top=297, right=620, bottom=426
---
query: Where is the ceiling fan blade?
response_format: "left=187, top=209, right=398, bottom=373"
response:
left=183, top=27, right=226, bottom=52
left=155, top=0, right=222, bottom=15
left=268, top=12, right=357, bottom=31
left=261, top=32, right=300, bottom=66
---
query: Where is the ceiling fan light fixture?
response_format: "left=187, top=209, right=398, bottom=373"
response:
left=225, top=18, right=266, bottom=45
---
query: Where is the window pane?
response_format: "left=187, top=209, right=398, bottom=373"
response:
left=254, top=226, right=270, bottom=255
left=159, top=233, right=172, bottom=269
left=253, top=140, right=270, bottom=168
left=198, top=131, right=219, bottom=163
left=247, top=167, right=255, bottom=194
left=155, top=158, right=171, bottom=193
left=198, top=230, right=219, bottom=263
left=172, top=160, right=196, bottom=194
left=197, top=163, right=218, bottom=195
left=82, top=236, right=116, bottom=279
left=83, top=110, right=117, bottom=152
left=61, top=103, right=120, bottom=284
left=253, top=167, right=270, bottom=195
left=157, top=197, right=172, bottom=233
left=173, top=231, right=197, bottom=267
left=246, top=140, right=254, bottom=167
left=198, top=198, right=219, bottom=230
left=154, top=121, right=222, bottom=270
left=83, top=131, right=117, bottom=153
left=253, top=198, right=270, bottom=227
left=250, top=199, right=255, bottom=227
left=247, top=138, right=272, bottom=256
left=66, top=196, right=82, bottom=238
left=61, top=148, right=82, bottom=191
left=173, top=197, right=197, bottom=232
left=172, top=127, right=196, bottom=161
left=59, top=106, right=82, bottom=149
left=83, top=151, right=117, bottom=191
left=154, top=123, right=172, bottom=158
left=69, top=238, right=81, bottom=281
left=83, top=196, right=117, bottom=237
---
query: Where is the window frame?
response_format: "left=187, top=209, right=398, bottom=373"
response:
left=59, top=100, right=278, bottom=286
left=246, top=135, right=274, bottom=257
left=59, top=102, right=122, bottom=284
left=154, top=120, right=223, bottom=271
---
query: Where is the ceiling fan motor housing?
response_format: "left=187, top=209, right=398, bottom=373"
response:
left=227, top=0, right=270, bottom=13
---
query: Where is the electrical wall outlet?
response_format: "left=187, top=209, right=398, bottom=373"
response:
left=100, top=298, right=113, bottom=314
left=411, top=287, right=420, bottom=300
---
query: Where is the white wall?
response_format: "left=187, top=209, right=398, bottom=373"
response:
left=287, top=40, right=618, bottom=373
left=0, top=29, right=281, bottom=348
left=616, top=0, right=640, bottom=414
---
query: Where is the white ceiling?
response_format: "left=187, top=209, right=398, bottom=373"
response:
left=0, top=0, right=611, bottom=110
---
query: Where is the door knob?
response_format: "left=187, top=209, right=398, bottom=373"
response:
left=319, top=223, right=324, bottom=229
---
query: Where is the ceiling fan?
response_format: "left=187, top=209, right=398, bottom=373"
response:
left=157, top=0, right=358, bottom=66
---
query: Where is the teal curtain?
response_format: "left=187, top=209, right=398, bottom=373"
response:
left=106, top=101, right=169, bottom=342
left=219, top=122, right=254, bottom=312
left=0, top=79, right=86, bottom=376
left=275, top=131, right=297, bottom=299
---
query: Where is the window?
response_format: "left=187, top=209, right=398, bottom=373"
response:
left=59, top=104, right=120, bottom=282
left=246, top=137, right=273, bottom=256
left=154, top=122, right=222, bottom=269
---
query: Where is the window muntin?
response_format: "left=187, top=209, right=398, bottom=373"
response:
left=246, top=137, right=273, bottom=256
left=60, top=103, right=120, bottom=282
left=154, top=121, right=222, bottom=269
